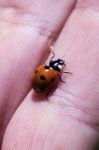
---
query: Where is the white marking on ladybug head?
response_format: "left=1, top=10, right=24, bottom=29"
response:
left=58, top=64, right=62, bottom=70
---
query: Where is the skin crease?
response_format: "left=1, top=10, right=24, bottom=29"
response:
left=0, top=0, right=99, bottom=149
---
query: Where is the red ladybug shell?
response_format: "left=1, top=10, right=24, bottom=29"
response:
left=32, top=58, right=65, bottom=95
left=32, top=65, right=59, bottom=93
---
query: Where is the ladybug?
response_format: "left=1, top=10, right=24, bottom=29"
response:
left=32, top=54, right=71, bottom=97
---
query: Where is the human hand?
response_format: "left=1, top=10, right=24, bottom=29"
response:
left=1, top=0, right=99, bottom=150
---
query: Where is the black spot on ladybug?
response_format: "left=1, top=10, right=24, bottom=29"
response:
left=44, top=66, right=50, bottom=69
left=51, top=78, right=55, bottom=82
left=35, top=70, right=38, bottom=73
left=40, top=75, right=46, bottom=80
left=40, top=86, right=45, bottom=91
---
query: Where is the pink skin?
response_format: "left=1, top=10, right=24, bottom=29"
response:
left=0, top=0, right=99, bottom=149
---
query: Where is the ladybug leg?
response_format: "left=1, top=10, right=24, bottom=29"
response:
left=50, top=46, right=55, bottom=60
left=45, top=90, right=51, bottom=100
left=50, top=51, right=55, bottom=60
left=59, top=72, right=72, bottom=83
left=58, top=75, right=65, bottom=83
left=58, top=72, right=72, bottom=83
left=62, top=71, right=72, bottom=74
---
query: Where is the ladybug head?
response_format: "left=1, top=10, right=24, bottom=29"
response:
left=49, top=59, right=65, bottom=71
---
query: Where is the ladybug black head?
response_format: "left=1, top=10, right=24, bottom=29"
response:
left=49, top=59, right=65, bottom=71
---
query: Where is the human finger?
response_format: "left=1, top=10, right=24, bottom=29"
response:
left=0, top=0, right=76, bottom=146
